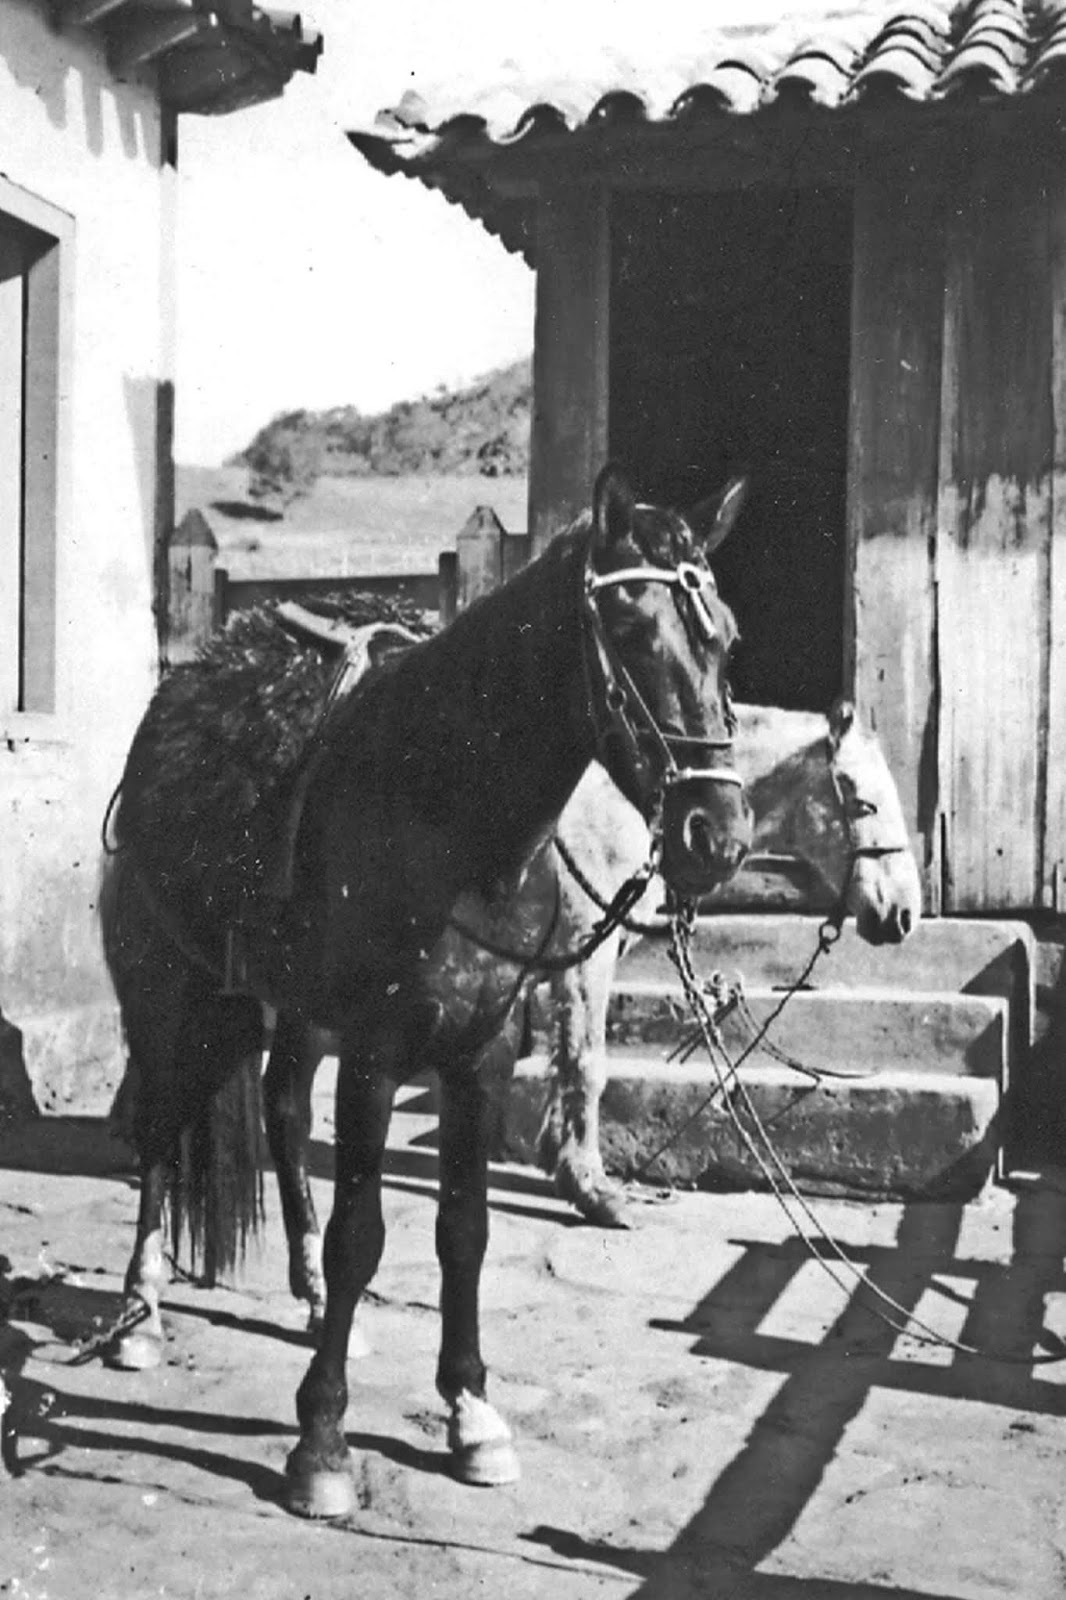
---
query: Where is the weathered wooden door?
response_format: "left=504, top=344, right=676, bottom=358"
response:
left=850, top=138, right=1066, bottom=915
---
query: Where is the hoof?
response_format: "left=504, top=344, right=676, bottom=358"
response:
left=579, top=1186, right=633, bottom=1230
left=285, top=1459, right=357, bottom=1519
left=107, top=1331, right=164, bottom=1371
left=451, top=1436, right=521, bottom=1486
left=555, top=1164, right=632, bottom=1230
left=447, top=1392, right=520, bottom=1487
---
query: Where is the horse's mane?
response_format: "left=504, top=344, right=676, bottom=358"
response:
left=311, top=525, right=593, bottom=888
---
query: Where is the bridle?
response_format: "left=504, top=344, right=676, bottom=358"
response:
left=817, top=758, right=912, bottom=924
left=581, top=538, right=743, bottom=862
left=444, top=537, right=746, bottom=973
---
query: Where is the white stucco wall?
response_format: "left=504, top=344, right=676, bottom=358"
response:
left=0, top=1, right=171, bottom=1109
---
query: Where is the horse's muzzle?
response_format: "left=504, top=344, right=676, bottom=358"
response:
left=658, top=780, right=753, bottom=899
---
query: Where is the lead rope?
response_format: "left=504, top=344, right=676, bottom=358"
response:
left=630, top=906, right=843, bottom=1180
left=446, top=856, right=658, bottom=976
left=664, top=904, right=1066, bottom=1367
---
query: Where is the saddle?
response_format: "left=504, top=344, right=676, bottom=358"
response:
left=221, top=602, right=423, bottom=995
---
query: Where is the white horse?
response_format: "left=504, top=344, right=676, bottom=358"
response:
left=537, top=698, right=923, bottom=1227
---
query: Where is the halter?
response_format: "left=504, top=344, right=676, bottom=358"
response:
left=810, top=759, right=914, bottom=940
left=581, top=546, right=743, bottom=846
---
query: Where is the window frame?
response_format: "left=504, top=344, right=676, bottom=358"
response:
left=0, top=174, right=73, bottom=744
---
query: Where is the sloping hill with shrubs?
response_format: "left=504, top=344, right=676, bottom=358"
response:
left=234, top=358, right=531, bottom=502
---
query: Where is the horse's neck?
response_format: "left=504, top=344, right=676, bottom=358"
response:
left=735, top=705, right=836, bottom=858
left=390, top=530, right=597, bottom=881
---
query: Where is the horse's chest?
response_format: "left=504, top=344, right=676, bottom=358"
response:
left=415, top=856, right=556, bottom=1039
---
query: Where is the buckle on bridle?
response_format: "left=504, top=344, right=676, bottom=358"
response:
left=675, top=561, right=713, bottom=593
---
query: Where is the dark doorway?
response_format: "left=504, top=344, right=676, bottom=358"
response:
left=610, top=187, right=853, bottom=711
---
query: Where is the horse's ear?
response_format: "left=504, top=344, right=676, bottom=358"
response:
left=827, top=697, right=856, bottom=752
left=592, top=463, right=638, bottom=552
left=688, top=475, right=748, bottom=557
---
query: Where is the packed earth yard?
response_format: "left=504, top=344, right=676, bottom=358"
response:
left=3, top=1070, right=1066, bottom=1600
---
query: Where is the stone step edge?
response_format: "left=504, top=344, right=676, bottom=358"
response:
left=528, top=983, right=1010, bottom=1078
left=601, top=980, right=1010, bottom=1011
left=646, top=913, right=1035, bottom=941
left=500, top=1057, right=1000, bottom=1202
left=509, top=1053, right=1005, bottom=1094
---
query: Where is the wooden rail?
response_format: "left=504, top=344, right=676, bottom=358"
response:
left=164, top=503, right=531, bottom=663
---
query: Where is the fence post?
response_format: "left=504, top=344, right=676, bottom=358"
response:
left=456, top=505, right=506, bottom=611
left=166, top=508, right=218, bottom=666
left=438, top=550, right=458, bottom=626
left=500, top=530, right=532, bottom=586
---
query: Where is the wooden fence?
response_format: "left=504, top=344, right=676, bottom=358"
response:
left=164, top=503, right=531, bottom=663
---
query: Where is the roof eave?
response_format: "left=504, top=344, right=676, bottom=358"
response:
left=348, top=86, right=1066, bottom=268
left=57, top=1, right=323, bottom=117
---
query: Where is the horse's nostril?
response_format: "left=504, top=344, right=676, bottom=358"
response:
left=683, top=811, right=710, bottom=860
left=899, top=907, right=913, bottom=937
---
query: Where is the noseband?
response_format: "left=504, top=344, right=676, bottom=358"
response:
left=829, top=768, right=911, bottom=867
left=582, top=546, right=743, bottom=807
left=808, top=762, right=914, bottom=941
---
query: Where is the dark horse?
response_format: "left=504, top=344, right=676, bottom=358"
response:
left=100, top=464, right=752, bottom=1514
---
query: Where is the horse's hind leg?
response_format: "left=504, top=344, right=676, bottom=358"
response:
left=285, top=1025, right=400, bottom=1519
left=111, top=1155, right=169, bottom=1369
left=107, top=946, right=189, bottom=1370
left=263, top=1012, right=327, bottom=1332
left=539, top=930, right=631, bottom=1229
left=108, top=938, right=265, bottom=1366
left=436, top=1056, right=519, bottom=1486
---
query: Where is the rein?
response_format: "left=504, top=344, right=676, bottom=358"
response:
left=581, top=744, right=1058, bottom=1367
left=661, top=904, right=1066, bottom=1368
left=446, top=858, right=657, bottom=977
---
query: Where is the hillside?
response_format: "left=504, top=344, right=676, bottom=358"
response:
left=234, top=357, right=532, bottom=487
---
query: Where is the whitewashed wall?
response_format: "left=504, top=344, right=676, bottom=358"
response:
left=0, top=1, right=171, bottom=1110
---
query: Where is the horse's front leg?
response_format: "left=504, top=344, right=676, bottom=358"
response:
left=285, top=1034, right=398, bottom=1519
left=263, top=1011, right=328, bottom=1332
left=436, top=1056, right=519, bottom=1485
left=539, top=930, right=631, bottom=1229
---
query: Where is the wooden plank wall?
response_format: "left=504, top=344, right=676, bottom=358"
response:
left=1047, top=180, right=1066, bottom=911
left=528, top=185, right=610, bottom=554
left=936, top=144, right=1052, bottom=912
left=849, top=157, right=945, bottom=910
left=853, top=137, right=1066, bottom=914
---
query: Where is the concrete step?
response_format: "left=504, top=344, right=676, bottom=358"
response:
left=617, top=914, right=1034, bottom=1021
left=495, top=1054, right=999, bottom=1202
left=597, top=982, right=1008, bottom=1080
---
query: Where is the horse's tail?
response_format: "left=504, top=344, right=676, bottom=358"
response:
left=168, top=1010, right=265, bottom=1286
left=99, top=846, right=265, bottom=1286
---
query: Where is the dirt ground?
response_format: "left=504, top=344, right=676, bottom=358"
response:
left=4, top=1076, right=1066, bottom=1600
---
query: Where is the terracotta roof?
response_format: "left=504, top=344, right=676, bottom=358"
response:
left=347, top=2, right=1066, bottom=258
left=59, top=1, right=322, bottom=116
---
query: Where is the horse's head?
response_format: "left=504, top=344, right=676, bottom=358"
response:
left=823, top=699, right=922, bottom=944
left=741, top=699, right=922, bottom=944
left=583, top=463, right=753, bottom=900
